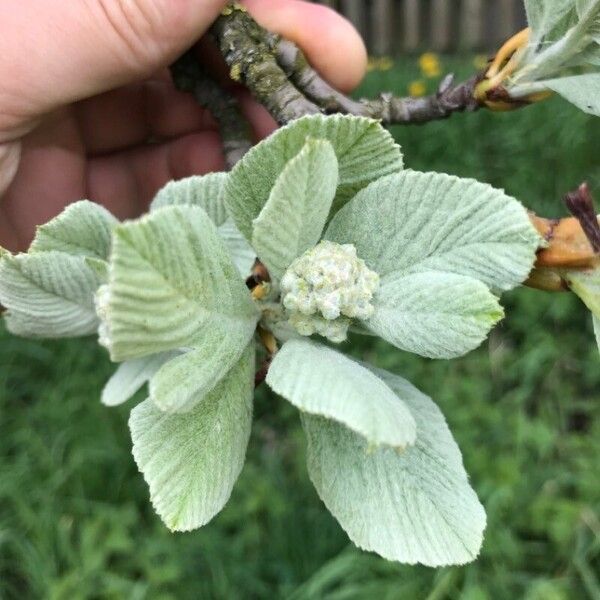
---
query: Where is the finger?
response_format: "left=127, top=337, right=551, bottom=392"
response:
left=75, top=76, right=218, bottom=155
left=86, top=130, right=225, bottom=217
left=242, top=0, right=367, bottom=92
left=236, top=90, right=278, bottom=141
left=0, top=0, right=229, bottom=140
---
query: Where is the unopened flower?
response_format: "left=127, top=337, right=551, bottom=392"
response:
left=280, top=241, right=379, bottom=342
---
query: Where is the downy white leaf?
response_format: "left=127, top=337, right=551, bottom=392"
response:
left=326, top=170, right=540, bottom=292
left=149, top=328, right=255, bottom=413
left=102, top=352, right=179, bottom=407
left=225, top=114, right=403, bottom=240
left=303, top=367, right=486, bottom=567
left=266, top=339, right=416, bottom=449
left=325, top=170, right=538, bottom=357
left=525, top=0, right=576, bottom=40
left=218, top=219, right=256, bottom=278
left=368, top=271, right=504, bottom=358
left=0, top=251, right=103, bottom=338
left=150, top=173, right=228, bottom=226
left=129, top=344, right=254, bottom=532
left=544, top=73, right=600, bottom=116
left=252, top=139, right=338, bottom=279
left=101, top=205, right=259, bottom=361
left=150, top=175, right=252, bottom=275
left=594, top=315, right=600, bottom=350
left=29, top=200, right=118, bottom=260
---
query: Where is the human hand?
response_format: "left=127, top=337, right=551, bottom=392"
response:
left=0, top=0, right=366, bottom=251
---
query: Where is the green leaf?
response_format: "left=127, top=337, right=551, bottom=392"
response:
left=563, top=268, right=600, bottom=352
left=218, top=220, right=256, bottom=277
left=129, top=344, right=254, bottom=532
left=252, top=139, right=338, bottom=279
left=85, top=257, right=109, bottom=282
left=302, top=367, right=486, bottom=566
left=150, top=173, right=228, bottom=226
left=101, top=205, right=259, bottom=361
left=525, top=0, right=576, bottom=40
left=266, top=339, right=416, bottom=449
left=149, top=327, right=256, bottom=413
left=149, top=175, right=253, bottom=274
left=544, top=73, right=600, bottom=116
left=326, top=170, right=540, bottom=292
left=29, top=200, right=118, bottom=260
left=225, top=114, right=403, bottom=240
left=565, top=267, right=600, bottom=352
left=102, top=352, right=178, bottom=407
left=0, top=252, right=103, bottom=338
left=367, top=271, right=504, bottom=359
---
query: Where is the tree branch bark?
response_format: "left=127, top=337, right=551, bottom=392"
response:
left=211, top=5, right=482, bottom=126
left=170, top=52, right=253, bottom=169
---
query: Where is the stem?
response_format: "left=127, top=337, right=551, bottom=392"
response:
left=211, top=7, right=321, bottom=125
left=212, top=5, right=482, bottom=125
left=170, top=52, right=253, bottom=169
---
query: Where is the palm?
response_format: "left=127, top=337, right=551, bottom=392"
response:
left=0, top=76, right=274, bottom=252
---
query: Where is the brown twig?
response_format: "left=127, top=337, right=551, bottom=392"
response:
left=170, top=52, right=253, bottom=169
left=211, top=7, right=321, bottom=125
left=211, top=5, right=482, bottom=125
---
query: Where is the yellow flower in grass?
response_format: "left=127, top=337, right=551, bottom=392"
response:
left=408, top=80, right=427, bottom=97
left=367, top=56, right=395, bottom=72
left=419, top=52, right=441, bottom=78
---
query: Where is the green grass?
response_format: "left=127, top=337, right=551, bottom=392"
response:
left=1, top=57, right=600, bottom=599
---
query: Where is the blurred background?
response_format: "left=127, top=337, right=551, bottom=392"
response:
left=312, top=0, right=527, bottom=55
left=1, top=24, right=600, bottom=600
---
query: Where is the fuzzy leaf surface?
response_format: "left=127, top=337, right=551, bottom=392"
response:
left=149, top=328, right=255, bottom=413
left=367, top=271, right=504, bottom=358
left=29, top=200, right=118, bottom=260
left=326, top=170, right=540, bottom=292
left=150, top=173, right=228, bottom=225
left=101, top=205, right=258, bottom=361
left=217, top=220, right=256, bottom=278
left=545, top=73, right=600, bottom=116
left=129, top=344, right=254, bottom=532
left=525, top=0, right=576, bottom=40
left=252, top=139, right=338, bottom=279
left=102, top=352, right=179, bottom=407
left=225, top=114, right=403, bottom=239
left=266, top=339, right=416, bottom=449
left=303, top=367, right=486, bottom=566
left=0, top=252, right=103, bottom=337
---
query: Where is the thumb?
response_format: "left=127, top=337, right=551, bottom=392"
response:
left=0, top=0, right=228, bottom=140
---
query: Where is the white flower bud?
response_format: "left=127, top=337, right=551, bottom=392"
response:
left=280, top=241, right=379, bottom=343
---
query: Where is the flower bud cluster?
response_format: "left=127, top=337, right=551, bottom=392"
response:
left=280, top=241, right=379, bottom=342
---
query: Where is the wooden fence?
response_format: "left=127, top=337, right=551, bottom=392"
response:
left=313, top=0, right=528, bottom=54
